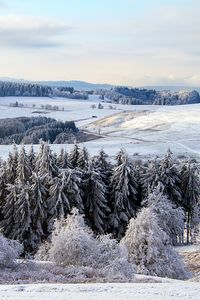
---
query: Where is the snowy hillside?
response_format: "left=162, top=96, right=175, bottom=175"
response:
left=1, top=97, right=200, bottom=159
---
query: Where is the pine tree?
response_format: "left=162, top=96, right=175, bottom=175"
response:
left=30, top=172, right=49, bottom=247
left=57, top=148, right=71, bottom=169
left=181, top=161, right=200, bottom=243
left=82, top=161, right=110, bottom=234
left=28, top=144, right=35, bottom=171
left=93, top=149, right=112, bottom=185
left=63, top=168, right=84, bottom=213
left=142, top=150, right=182, bottom=206
left=141, top=158, right=160, bottom=196
left=35, top=142, right=58, bottom=178
left=77, top=146, right=89, bottom=170
left=0, top=184, right=18, bottom=238
left=0, top=165, right=8, bottom=221
left=5, top=143, right=18, bottom=184
left=109, top=150, right=139, bottom=239
left=47, top=170, right=71, bottom=232
left=69, top=144, right=80, bottom=168
left=12, top=184, right=33, bottom=252
left=16, top=144, right=31, bottom=184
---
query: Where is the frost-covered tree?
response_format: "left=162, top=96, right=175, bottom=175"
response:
left=16, top=144, right=31, bottom=184
left=93, top=149, right=112, bottom=185
left=30, top=173, right=49, bottom=247
left=57, top=148, right=71, bottom=169
left=12, top=184, right=33, bottom=251
left=0, top=184, right=18, bottom=238
left=77, top=146, right=89, bottom=170
left=35, top=142, right=58, bottom=178
left=0, top=234, right=23, bottom=268
left=46, top=168, right=83, bottom=233
left=47, top=171, right=71, bottom=232
left=63, top=168, right=84, bottom=213
left=0, top=166, right=8, bottom=221
left=122, top=207, right=189, bottom=279
left=109, top=150, right=139, bottom=238
left=143, top=187, right=185, bottom=245
left=37, top=209, right=135, bottom=280
left=5, top=143, right=18, bottom=184
left=28, top=144, right=35, bottom=171
left=82, top=161, right=110, bottom=234
left=181, top=161, right=200, bottom=243
left=69, top=144, right=80, bottom=168
left=142, top=158, right=160, bottom=196
left=142, top=150, right=182, bottom=206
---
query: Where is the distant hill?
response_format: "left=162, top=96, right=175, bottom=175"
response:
left=0, top=77, right=113, bottom=91
left=38, top=80, right=113, bottom=90
left=142, top=86, right=200, bottom=93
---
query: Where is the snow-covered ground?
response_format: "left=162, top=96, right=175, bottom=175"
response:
left=0, top=282, right=200, bottom=300
left=1, top=96, right=200, bottom=159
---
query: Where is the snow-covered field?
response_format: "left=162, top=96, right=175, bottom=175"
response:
left=0, top=96, right=200, bottom=159
left=1, top=281, right=200, bottom=300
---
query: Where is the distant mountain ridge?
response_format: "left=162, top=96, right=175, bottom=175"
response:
left=1, top=77, right=199, bottom=92
left=0, top=77, right=113, bottom=90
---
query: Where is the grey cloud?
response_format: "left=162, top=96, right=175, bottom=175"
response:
left=0, top=15, right=71, bottom=49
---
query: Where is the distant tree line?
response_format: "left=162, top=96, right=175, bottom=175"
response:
left=0, top=81, right=51, bottom=97
left=53, top=87, right=88, bottom=99
left=0, top=81, right=88, bottom=100
left=0, top=144, right=199, bottom=254
left=98, top=87, right=200, bottom=105
left=0, top=117, right=78, bottom=144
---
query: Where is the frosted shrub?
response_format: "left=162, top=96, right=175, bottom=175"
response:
left=121, top=207, right=190, bottom=280
left=95, top=235, right=135, bottom=279
left=37, top=209, right=135, bottom=280
left=0, top=234, right=23, bottom=268
left=47, top=209, right=97, bottom=267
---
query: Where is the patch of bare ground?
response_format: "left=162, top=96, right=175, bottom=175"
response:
left=181, top=251, right=200, bottom=281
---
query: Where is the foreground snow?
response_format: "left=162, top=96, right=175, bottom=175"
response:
left=0, top=281, right=200, bottom=300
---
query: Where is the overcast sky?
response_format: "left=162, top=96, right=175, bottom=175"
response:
left=0, top=0, right=199, bottom=86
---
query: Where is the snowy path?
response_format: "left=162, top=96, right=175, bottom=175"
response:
left=0, top=282, right=200, bottom=300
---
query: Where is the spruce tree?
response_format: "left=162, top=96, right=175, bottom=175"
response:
left=109, top=150, right=139, bottom=239
left=0, top=166, right=8, bottom=221
left=12, top=184, right=33, bottom=252
left=64, top=168, right=84, bottom=213
left=16, top=144, right=31, bottom=184
left=5, top=143, right=18, bottom=184
left=93, top=149, right=112, bottom=186
left=82, top=161, right=110, bottom=234
left=69, top=144, right=80, bottom=168
left=77, top=146, right=89, bottom=170
left=57, top=148, right=71, bottom=169
left=181, top=161, right=200, bottom=243
left=47, top=170, right=71, bottom=232
left=142, top=149, right=182, bottom=206
left=0, top=184, right=18, bottom=238
left=30, top=172, right=49, bottom=247
left=35, top=142, right=58, bottom=178
left=28, top=144, right=35, bottom=171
